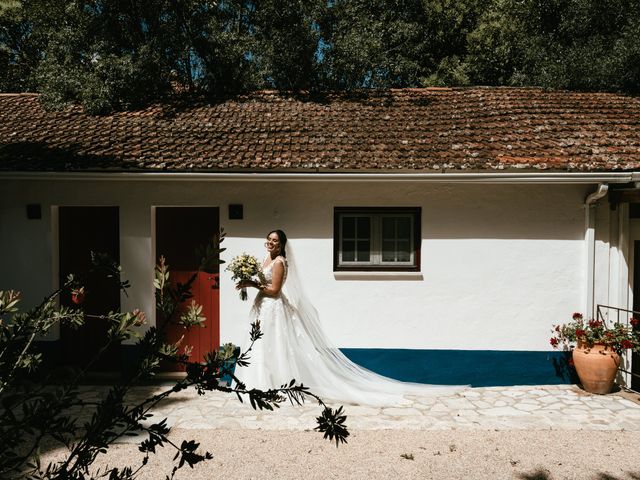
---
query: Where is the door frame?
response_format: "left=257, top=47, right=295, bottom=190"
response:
left=628, top=216, right=640, bottom=389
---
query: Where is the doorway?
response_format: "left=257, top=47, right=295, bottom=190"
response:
left=58, top=206, right=121, bottom=372
left=155, top=207, right=220, bottom=371
left=630, top=210, right=640, bottom=390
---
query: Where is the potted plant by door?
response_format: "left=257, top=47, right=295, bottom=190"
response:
left=215, top=342, right=241, bottom=387
left=550, top=313, right=640, bottom=394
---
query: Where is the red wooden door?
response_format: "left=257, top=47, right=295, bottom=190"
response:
left=155, top=207, right=220, bottom=370
left=168, top=271, right=219, bottom=365
left=59, top=206, right=121, bottom=371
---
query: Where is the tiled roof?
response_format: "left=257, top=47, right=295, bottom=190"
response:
left=1, top=88, right=640, bottom=172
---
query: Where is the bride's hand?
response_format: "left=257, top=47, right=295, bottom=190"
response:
left=236, top=279, right=257, bottom=290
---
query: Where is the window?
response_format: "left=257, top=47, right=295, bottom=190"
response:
left=334, top=207, right=421, bottom=271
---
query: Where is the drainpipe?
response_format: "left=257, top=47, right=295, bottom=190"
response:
left=585, top=184, right=609, bottom=318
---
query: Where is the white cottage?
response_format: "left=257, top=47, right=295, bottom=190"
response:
left=1, top=88, right=640, bottom=387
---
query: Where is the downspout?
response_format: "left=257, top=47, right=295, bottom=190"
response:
left=585, top=184, right=609, bottom=318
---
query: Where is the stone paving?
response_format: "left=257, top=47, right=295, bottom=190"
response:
left=75, top=384, right=640, bottom=435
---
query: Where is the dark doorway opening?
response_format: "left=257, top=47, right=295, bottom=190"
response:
left=59, top=206, right=121, bottom=372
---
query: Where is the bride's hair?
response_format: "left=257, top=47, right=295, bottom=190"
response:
left=268, top=229, right=287, bottom=257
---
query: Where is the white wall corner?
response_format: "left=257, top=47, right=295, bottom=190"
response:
left=119, top=204, right=154, bottom=343
left=617, top=204, right=630, bottom=311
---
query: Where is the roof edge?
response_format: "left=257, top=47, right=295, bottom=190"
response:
left=1, top=171, right=639, bottom=184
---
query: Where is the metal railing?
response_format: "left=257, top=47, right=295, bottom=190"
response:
left=597, top=304, right=640, bottom=327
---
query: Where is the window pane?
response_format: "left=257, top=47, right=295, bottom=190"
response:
left=357, top=241, right=370, bottom=261
left=342, top=240, right=355, bottom=261
left=357, top=217, right=371, bottom=238
left=382, top=240, right=396, bottom=261
left=382, top=217, right=395, bottom=239
left=397, top=240, right=411, bottom=262
left=397, top=217, right=411, bottom=239
left=342, top=217, right=355, bottom=238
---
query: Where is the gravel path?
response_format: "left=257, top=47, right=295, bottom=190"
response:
left=39, top=385, right=640, bottom=479
left=45, top=429, right=640, bottom=479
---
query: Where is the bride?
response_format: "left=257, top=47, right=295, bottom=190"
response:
left=234, top=229, right=462, bottom=406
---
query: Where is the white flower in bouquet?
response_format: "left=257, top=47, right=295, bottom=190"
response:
left=226, top=253, right=264, bottom=300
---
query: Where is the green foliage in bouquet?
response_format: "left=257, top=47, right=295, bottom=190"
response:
left=226, top=253, right=263, bottom=301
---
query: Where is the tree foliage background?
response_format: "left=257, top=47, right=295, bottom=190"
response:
left=1, top=0, right=639, bottom=113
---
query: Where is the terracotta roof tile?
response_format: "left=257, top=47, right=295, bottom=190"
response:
left=1, top=88, right=640, bottom=172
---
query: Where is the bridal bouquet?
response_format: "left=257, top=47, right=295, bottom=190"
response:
left=226, top=253, right=263, bottom=300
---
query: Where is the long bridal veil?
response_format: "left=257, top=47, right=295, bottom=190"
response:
left=258, top=243, right=465, bottom=406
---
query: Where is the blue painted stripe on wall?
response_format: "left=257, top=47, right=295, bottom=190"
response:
left=36, top=341, right=576, bottom=387
left=340, top=348, right=577, bottom=387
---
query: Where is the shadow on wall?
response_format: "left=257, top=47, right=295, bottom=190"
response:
left=221, top=183, right=586, bottom=242
left=0, top=140, right=586, bottom=243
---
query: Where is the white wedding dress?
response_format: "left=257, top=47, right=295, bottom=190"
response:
left=236, top=253, right=463, bottom=406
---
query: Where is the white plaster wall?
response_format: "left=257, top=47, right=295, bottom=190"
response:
left=593, top=202, right=612, bottom=315
left=0, top=178, right=590, bottom=351
left=318, top=183, right=586, bottom=351
left=0, top=181, right=55, bottom=311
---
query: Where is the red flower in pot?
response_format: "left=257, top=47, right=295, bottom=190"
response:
left=551, top=313, right=640, bottom=394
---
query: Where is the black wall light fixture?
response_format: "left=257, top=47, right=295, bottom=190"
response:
left=26, top=204, right=42, bottom=220
left=228, top=204, right=243, bottom=220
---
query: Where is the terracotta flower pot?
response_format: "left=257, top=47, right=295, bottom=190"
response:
left=572, top=342, right=620, bottom=394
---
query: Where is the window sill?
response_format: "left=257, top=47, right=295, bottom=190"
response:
left=333, top=271, right=424, bottom=281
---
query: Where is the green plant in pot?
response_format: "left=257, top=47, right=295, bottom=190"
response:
left=212, top=342, right=240, bottom=386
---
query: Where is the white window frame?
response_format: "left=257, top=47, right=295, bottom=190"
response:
left=334, top=207, right=420, bottom=271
